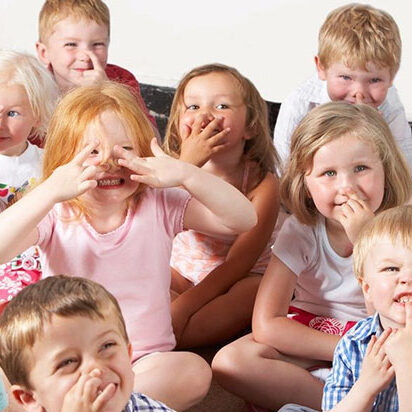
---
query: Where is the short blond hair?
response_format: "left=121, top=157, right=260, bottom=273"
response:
left=280, top=102, right=412, bottom=226
left=0, top=50, right=58, bottom=137
left=318, top=3, right=401, bottom=78
left=38, top=0, right=110, bottom=42
left=353, top=206, right=412, bottom=281
left=163, top=63, right=279, bottom=181
left=0, top=275, right=128, bottom=389
left=42, top=81, right=154, bottom=218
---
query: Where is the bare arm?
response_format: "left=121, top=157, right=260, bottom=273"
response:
left=172, top=173, right=279, bottom=320
left=115, top=139, right=257, bottom=236
left=0, top=143, right=98, bottom=263
left=252, top=256, right=340, bottom=361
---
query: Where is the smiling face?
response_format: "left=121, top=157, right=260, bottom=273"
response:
left=316, top=60, right=392, bottom=108
left=36, top=17, right=109, bottom=91
left=179, top=71, right=250, bottom=156
left=81, top=110, right=139, bottom=206
left=0, top=83, right=37, bottom=156
left=20, top=312, right=133, bottom=412
left=361, top=238, right=412, bottom=329
left=304, top=134, right=385, bottom=224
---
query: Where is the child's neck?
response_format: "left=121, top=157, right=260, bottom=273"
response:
left=325, top=218, right=353, bottom=257
left=84, top=201, right=129, bottom=234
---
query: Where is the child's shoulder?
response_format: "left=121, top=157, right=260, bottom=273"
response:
left=341, top=313, right=379, bottom=344
left=105, top=63, right=137, bottom=82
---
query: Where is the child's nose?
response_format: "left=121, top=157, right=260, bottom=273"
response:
left=351, top=82, right=367, bottom=98
left=76, top=49, right=91, bottom=62
left=400, top=268, right=412, bottom=284
left=100, top=156, right=118, bottom=171
left=337, top=174, right=356, bottom=193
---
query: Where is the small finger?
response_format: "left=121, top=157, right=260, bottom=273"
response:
left=93, top=383, right=116, bottom=411
left=151, top=138, right=166, bottom=157
left=75, top=141, right=99, bottom=164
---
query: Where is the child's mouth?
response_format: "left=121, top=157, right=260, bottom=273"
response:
left=395, top=294, right=412, bottom=304
left=97, top=178, right=124, bottom=188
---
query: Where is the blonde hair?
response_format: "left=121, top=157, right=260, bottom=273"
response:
left=353, top=205, right=412, bottom=281
left=318, top=3, right=401, bottom=78
left=0, top=50, right=58, bottom=137
left=280, top=102, right=412, bottom=226
left=38, top=0, right=110, bottom=42
left=43, top=81, right=154, bottom=218
left=163, top=63, right=279, bottom=182
left=0, top=275, right=128, bottom=389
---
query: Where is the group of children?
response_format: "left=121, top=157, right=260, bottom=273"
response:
left=0, top=1, right=412, bottom=411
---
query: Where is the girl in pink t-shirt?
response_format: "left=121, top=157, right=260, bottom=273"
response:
left=0, top=81, right=257, bottom=411
left=164, top=63, right=281, bottom=349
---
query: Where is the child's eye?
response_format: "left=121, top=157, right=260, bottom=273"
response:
left=90, top=149, right=99, bottom=155
left=216, top=104, right=229, bottom=109
left=7, top=111, right=19, bottom=118
left=354, top=165, right=368, bottom=172
left=323, top=170, right=336, bottom=177
left=57, top=358, right=78, bottom=370
left=64, top=42, right=77, bottom=47
left=339, top=75, right=351, bottom=81
left=101, top=341, right=117, bottom=351
left=122, top=146, right=133, bottom=151
left=93, top=42, right=106, bottom=47
left=381, top=266, right=399, bottom=273
left=187, top=104, right=199, bottom=111
left=370, top=78, right=381, bottom=84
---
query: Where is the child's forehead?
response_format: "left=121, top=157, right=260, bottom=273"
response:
left=48, top=16, right=109, bottom=40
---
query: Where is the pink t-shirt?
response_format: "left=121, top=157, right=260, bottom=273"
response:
left=37, top=187, right=191, bottom=360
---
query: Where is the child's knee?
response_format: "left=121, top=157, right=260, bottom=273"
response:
left=212, top=341, right=247, bottom=380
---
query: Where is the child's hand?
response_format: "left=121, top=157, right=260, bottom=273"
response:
left=61, top=369, right=116, bottom=412
left=75, top=51, right=108, bottom=87
left=179, top=114, right=230, bottom=167
left=336, top=191, right=374, bottom=244
left=357, top=329, right=394, bottom=398
left=46, top=142, right=98, bottom=202
left=385, top=302, right=412, bottom=368
left=115, top=138, right=192, bottom=188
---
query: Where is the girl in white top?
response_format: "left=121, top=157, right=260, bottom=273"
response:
left=0, top=50, right=58, bottom=309
left=0, top=50, right=58, bottom=189
left=0, top=81, right=256, bottom=411
left=212, top=102, right=412, bottom=411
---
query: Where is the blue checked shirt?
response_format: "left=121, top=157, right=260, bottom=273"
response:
left=123, top=392, right=175, bottom=412
left=322, top=313, right=398, bottom=411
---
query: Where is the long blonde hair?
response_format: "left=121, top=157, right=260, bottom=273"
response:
left=281, top=102, right=412, bottom=226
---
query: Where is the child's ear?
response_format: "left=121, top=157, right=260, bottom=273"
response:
left=11, top=385, right=44, bottom=412
left=35, top=42, right=51, bottom=67
left=127, top=342, right=133, bottom=361
left=314, top=56, right=327, bottom=81
left=360, top=279, right=372, bottom=302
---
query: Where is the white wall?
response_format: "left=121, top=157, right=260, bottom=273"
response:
left=1, top=0, right=411, bottom=119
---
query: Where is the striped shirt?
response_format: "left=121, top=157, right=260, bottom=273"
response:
left=123, top=392, right=175, bottom=411
left=322, top=313, right=398, bottom=411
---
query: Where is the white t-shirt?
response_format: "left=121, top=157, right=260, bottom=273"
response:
left=271, top=215, right=367, bottom=322
left=273, top=74, right=412, bottom=173
left=0, top=142, right=43, bottom=187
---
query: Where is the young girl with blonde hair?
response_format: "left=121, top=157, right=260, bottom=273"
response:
left=212, top=101, right=412, bottom=411
left=0, top=50, right=58, bottom=311
left=164, top=63, right=280, bottom=348
left=0, top=80, right=257, bottom=411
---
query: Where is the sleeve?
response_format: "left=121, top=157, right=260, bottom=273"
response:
left=36, top=210, right=56, bottom=248
left=156, top=187, right=192, bottom=237
left=273, top=89, right=310, bottom=168
left=381, top=86, right=412, bottom=173
left=322, top=337, right=356, bottom=410
left=105, top=64, right=158, bottom=131
left=271, top=215, right=318, bottom=277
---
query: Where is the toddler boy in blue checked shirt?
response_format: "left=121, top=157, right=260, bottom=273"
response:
left=0, top=275, right=175, bottom=412
left=322, top=205, right=412, bottom=411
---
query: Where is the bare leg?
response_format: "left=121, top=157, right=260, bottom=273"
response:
left=212, top=333, right=327, bottom=411
left=170, top=267, right=192, bottom=295
left=0, top=368, right=24, bottom=412
left=133, top=351, right=212, bottom=411
left=177, top=275, right=261, bottom=349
